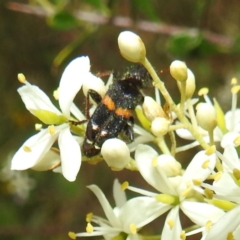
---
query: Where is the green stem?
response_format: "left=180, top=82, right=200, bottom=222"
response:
left=141, top=57, right=209, bottom=150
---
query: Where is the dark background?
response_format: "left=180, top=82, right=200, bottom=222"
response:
left=0, top=0, right=240, bottom=239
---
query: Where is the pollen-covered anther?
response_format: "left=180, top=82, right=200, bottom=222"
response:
left=213, top=171, right=222, bottom=181
left=86, top=223, right=93, bottom=233
left=167, top=219, right=174, bottom=229
left=204, top=188, right=214, bottom=199
left=180, top=231, right=186, bottom=240
left=86, top=212, right=93, bottom=223
left=130, top=223, right=137, bottom=234
left=121, top=181, right=129, bottom=191
left=48, top=125, right=55, bottom=135
left=17, top=73, right=27, bottom=84
left=198, top=87, right=209, bottom=96
left=205, top=221, right=212, bottom=232
left=53, top=88, right=59, bottom=100
left=23, top=145, right=32, bottom=152
left=233, top=135, right=240, bottom=147
left=151, top=157, right=158, bottom=167
left=35, top=123, right=42, bottom=131
left=170, top=60, right=188, bottom=82
left=231, top=77, right=237, bottom=85
left=205, top=145, right=216, bottom=155
left=118, top=31, right=146, bottom=63
left=181, top=186, right=192, bottom=197
left=231, top=85, right=240, bottom=94
left=68, top=232, right=77, bottom=240
left=151, top=117, right=170, bottom=137
left=233, top=168, right=240, bottom=180
left=192, top=179, right=202, bottom=186
left=202, top=159, right=210, bottom=169
left=227, top=232, right=234, bottom=240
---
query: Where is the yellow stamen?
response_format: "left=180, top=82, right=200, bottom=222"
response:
left=181, top=187, right=192, bottom=197
left=167, top=219, right=174, bottom=229
left=202, top=159, right=210, bottom=169
left=198, top=87, right=209, bottom=96
left=121, top=181, right=129, bottom=190
left=48, top=125, right=55, bottom=135
left=35, top=123, right=42, bottom=131
left=205, top=221, right=212, bottom=231
left=213, top=171, right=222, bottom=181
left=17, top=73, right=26, bottom=84
left=233, top=168, right=240, bottom=180
left=204, top=188, right=213, bottom=199
left=231, top=85, right=240, bottom=94
left=53, top=88, right=59, bottom=100
left=205, top=145, right=216, bottom=155
left=151, top=157, right=158, bottom=167
left=23, top=146, right=32, bottom=152
left=130, top=223, right=137, bottom=234
left=234, top=136, right=240, bottom=147
left=192, top=179, right=202, bottom=186
left=86, top=223, right=93, bottom=233
left=86, top=212, right=93, bottom=222
left=68, top=232, right=76, bottom=239
left=231, top=77, right=237, bottom=85
left=180, top=231, right=186, bottom=240
left=227, top=232, right=234, bottom=240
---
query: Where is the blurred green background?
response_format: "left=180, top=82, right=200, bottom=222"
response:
left=0, top=0, right=240, bottom=239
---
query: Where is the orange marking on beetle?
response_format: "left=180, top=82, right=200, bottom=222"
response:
left=102, top=95, right=115, bottom=110
left=115, top=108, right=132, bottom=118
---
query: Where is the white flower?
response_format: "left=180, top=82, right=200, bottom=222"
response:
left=127, top=144, right=224, bottom=239
left=70, top=179, right=171, bottom=240
left=11, top=56, right=97, bottom=182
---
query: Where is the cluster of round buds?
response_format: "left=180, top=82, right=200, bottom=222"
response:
left=142, top=96, right=170, bottom=137
left=170, top=60, right=196, bottom=100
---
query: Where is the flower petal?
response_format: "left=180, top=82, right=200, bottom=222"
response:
left=11, top=129, right=58, bottom=170
left=161, top=206, right=182, bottom=240
left=87, top=184, right=121, bottom=228
left=113, top=179, right=127, bottom=208
left=18, top=84, right=61, bottom=114
left=204, top=205, right=240, bottom=240
left=178, top=150, right=216, bottom=195
left=135, top=144, right=176, bottom=195
left=120, top=196, right=171, bottom=232
left=58, top=56, right=90, bottom=118
left=58, top=127, right=81, bottom=181
left=181, top=201, right=225, bottom=226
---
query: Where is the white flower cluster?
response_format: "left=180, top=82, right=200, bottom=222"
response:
left=11, top=31, right=240, bottom=240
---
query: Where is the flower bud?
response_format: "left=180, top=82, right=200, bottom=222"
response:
left=196, top=103, right=217, bottom=132
left=170, top=60, right=188, bottom=82
left=118, top=31, right=146, bottom=63
left=177, top=69, right=195, bottom=99
left=155, top=154, right=182, bottom=177
left=101, top=138, right=130, bottom=170
left=151, top=117, right=170, bottom=136
left=142, top=96, right=166, bottom=121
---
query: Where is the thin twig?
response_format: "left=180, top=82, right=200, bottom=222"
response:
left=7, top=2, right=234, bottom=47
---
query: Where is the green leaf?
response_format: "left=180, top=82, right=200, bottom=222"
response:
left=47, top=11, right=79, bottom=30
left=132, top=0, right=160, bottom=21
left=167, top=34, right=219, bottom=57
left=167, top=34, right=202, bottom=57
